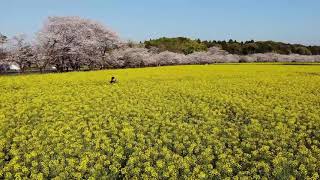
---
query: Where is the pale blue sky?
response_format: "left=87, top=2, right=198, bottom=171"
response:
left=1, top=0, right=319, bottom=45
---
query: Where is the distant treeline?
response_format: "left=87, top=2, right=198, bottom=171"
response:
left=144, top=37, right=320, bottom=55
left=1, top=16, right=320, bottom=74
left=145, top=37, right=208, bottom=55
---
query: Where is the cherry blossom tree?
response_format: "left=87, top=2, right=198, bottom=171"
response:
left=152, top=51, right=186, bottom=66
left=30, top=43, right=55, bottom=73
left=207, top=46, right=229, bottom=55
left=110, top=48, right=152, bottom=68
left=186, top=52, right=213, bottom=64
left=7, top=34, right=33, bottom=73
left=36, top=16, right=121, bottom=72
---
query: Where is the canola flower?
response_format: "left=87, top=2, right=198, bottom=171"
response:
left=0, top=64, right=319, bottom=179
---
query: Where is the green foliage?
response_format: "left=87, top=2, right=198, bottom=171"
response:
left=292, top=46, right=312, bottom=55
left=0, top=64, right=320, bottom=179
left=161, top=38, right=320, bottom=55
left=145, top=37, right=207, bottom=54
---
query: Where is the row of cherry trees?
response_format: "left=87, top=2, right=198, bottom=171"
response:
left=107, top=47, right=320, bottom=68
left=1, top=16, right=320, bottom=73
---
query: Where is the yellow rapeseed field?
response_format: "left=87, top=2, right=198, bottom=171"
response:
left=0, top=64, right=319, bottom=179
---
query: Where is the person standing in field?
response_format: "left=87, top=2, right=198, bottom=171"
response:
left=110, top=76, right=117, bottom=84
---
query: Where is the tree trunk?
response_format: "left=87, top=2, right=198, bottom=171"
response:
left=20, top=68, right=25, bottom=74
left=56, top=65, right=63, bottom=73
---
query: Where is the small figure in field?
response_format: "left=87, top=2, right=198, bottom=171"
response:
left=110, top=76, right=117, bottom=84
